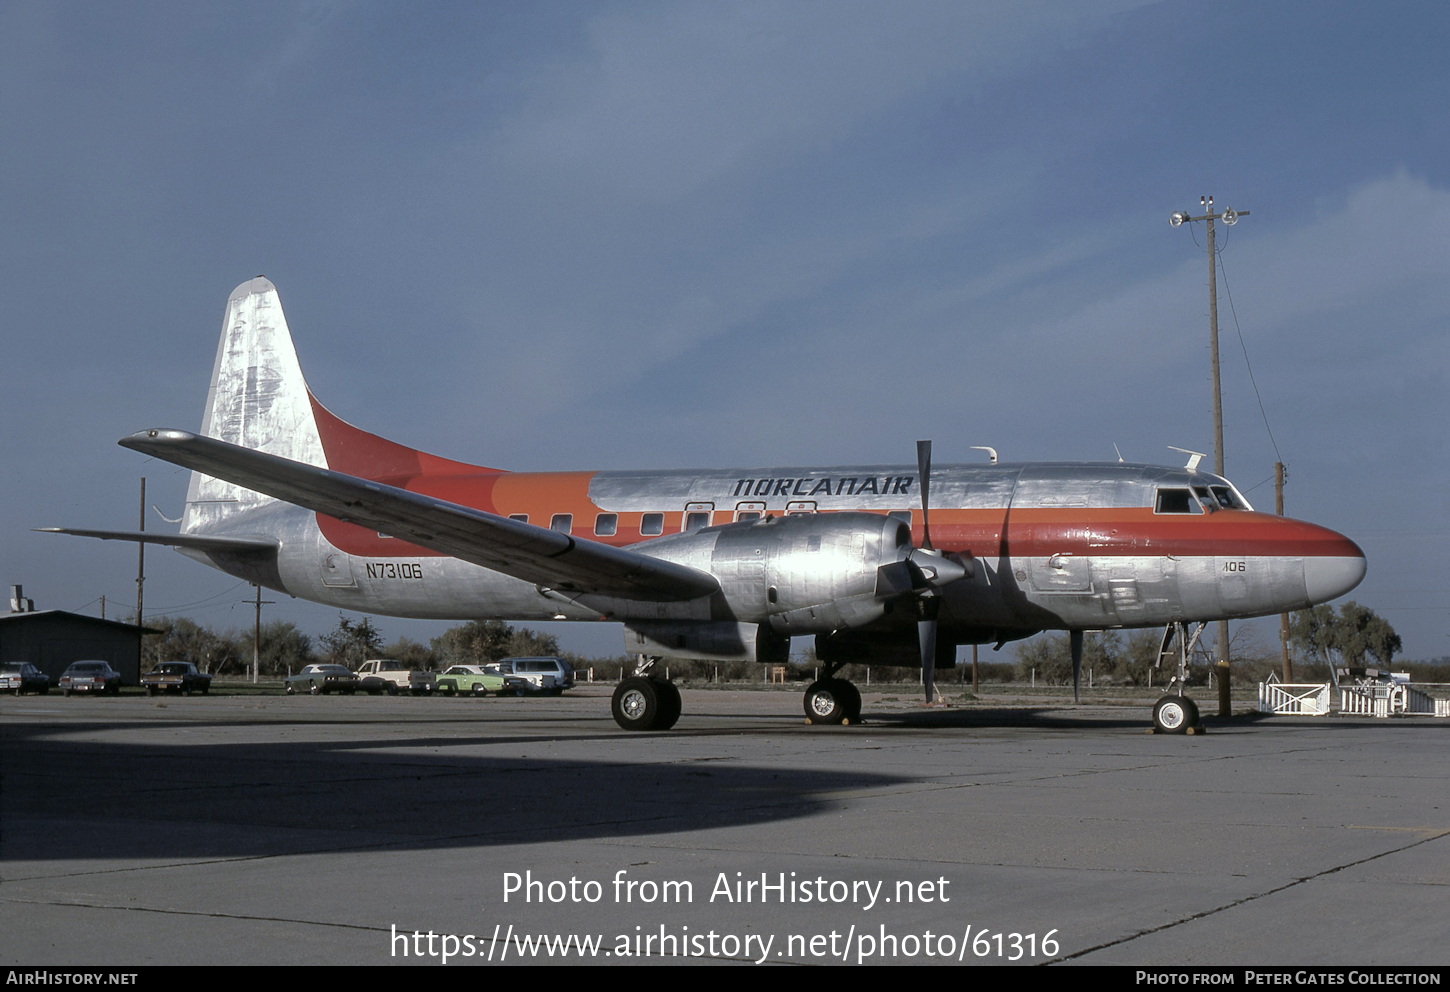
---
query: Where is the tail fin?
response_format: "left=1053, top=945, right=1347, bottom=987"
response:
left=183, top=277, right=502, bottom=535
left=184, top=277, right=325, bottom=533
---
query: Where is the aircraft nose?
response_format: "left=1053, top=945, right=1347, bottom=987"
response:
left=1303, top=541, right=1366, bottom=604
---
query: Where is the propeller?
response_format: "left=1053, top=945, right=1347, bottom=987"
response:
left=872, top=440, right=972, bottom=702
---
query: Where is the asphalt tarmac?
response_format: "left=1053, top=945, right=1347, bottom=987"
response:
left=2, top=685, right=1447, bottom=967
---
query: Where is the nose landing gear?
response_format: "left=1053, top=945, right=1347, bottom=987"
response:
left=1152, top=622, right=1206, bottom=735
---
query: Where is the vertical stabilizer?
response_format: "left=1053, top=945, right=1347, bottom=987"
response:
left=184, top=277, right=325, bottom=533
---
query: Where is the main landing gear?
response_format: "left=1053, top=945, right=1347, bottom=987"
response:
left=802, top=660, right=862, bottom=725
left=803, top=677, right=862, bottom=725
left=611, top=657, right=681, bottom=731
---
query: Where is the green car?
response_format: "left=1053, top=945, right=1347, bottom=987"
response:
left=434, top=665, right=509, bottom=697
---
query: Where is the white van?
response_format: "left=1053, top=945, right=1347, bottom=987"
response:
left=492, top=657, right=575, bottom=695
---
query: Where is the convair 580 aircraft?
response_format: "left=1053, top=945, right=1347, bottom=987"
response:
left=48, top=278, right=1365, bottom=732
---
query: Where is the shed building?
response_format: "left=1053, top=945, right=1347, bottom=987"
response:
left=0, top=609, right=155, bottom=686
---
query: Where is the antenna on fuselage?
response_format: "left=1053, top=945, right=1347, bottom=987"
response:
left=1168, top=446, right=1207, bottom=472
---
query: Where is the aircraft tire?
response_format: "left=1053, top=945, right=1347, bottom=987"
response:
left=1152, top=695, right=1196, bottom=734
left=804, top=679, right=847, bottom=725
left=836, top=679, right=862, bottom=722
left=612, top=677, right=664, bottom=731
left=653, top=678, right=681, bottom=730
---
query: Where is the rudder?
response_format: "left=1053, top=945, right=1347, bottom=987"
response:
left=184, top=277, right=325, bottom=533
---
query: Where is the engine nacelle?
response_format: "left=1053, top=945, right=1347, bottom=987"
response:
left=639, top=512, right=913, bottom=635
left=624, top=621, right=790, bottom=664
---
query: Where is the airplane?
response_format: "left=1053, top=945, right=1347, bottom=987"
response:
left=44, top=277, right=1366, bottom=733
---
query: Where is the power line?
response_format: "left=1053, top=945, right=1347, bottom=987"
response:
left=1216, top=250, right=1283, bottom=465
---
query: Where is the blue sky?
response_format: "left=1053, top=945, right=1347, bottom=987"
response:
left=3, top=1, right=1447, bottom=662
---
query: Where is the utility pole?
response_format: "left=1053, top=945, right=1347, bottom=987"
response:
left=252, top=584, right=275, bottom=684
left=1276, top=462, right=1292, bottom=682
left=136, top=477, right=145, bottom=629
left=1171, top=197, right=1249, bottom=717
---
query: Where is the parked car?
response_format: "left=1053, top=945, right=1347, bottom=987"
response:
left=0, top=662, right=50, bottom=695
left=141, top=662, right=212, bottom=696
left=284, top=664, right=360, bottom=695
left=491, top=657, right=575, bottom=695
left=355, top=659, right=436, bottom=696
left=434, top=665, right=511, bottom=696
left=59, top=660, right=122, bottom=696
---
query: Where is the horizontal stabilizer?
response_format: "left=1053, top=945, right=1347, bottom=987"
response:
left=118, top=430, right=721, bottom=603
left=36, top=528, right=277, bottom=553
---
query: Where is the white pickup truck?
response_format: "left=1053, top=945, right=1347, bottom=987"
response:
left=356, top=659, right=436, bottom=696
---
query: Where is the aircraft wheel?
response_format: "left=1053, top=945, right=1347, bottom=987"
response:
left=1153, top=695, right=1197, bottom=734
left=653, top=678, right=681, bottom=730
left=612, top=677, right=666, bottom=731
left=804, top=679, right=847, bottom=725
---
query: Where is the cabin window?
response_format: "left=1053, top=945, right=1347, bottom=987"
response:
left=684, top=511, right=711, bottom=533
left=640, top=513, right=664, bottom=536
left=550, top=514, right=573, bottom=534
left=509, top=513, right=528, bottom=523
left=735, top=501, right=766, bottom=521
left=1154, top=488, right=1200, bottom=514
left=594, top=513, right=618, bottom=536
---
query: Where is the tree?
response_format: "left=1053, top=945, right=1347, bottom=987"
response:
left=1112, top=629, right=1165, bottom=686
left=431, top=620, right=562, bottom=667
left=137, top=616, right=245, bottom=674
left=1289, top=601, right=1400, bottom=675
left=382, top=636, right=438, bottom=671
left=319, top=615, right=384, bottom=668
left=257, top=621, right=315, bottom=676
left=1014, top=631, right=1118, bottom=685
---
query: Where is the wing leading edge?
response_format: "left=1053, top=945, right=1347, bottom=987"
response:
left=118, top=429, right=720, bottom=603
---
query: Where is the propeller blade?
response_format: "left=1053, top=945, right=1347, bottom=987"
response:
left=1070, top=629, right=1083, bottom=705
left=918, top=596, right=940, bottom=703
left=916, top=439, right=933, bottom=551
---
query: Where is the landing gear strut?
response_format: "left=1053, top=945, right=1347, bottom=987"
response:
left=803, top=663, right=862, bottom=725
left=1152, top=622, right=1205, bottom=734
left=611, top=656, right=682, bottom=731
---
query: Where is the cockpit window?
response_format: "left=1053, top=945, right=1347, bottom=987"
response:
left=1210, top=485, right=1246, bottom=509
left=1155, top=488, right=1201, bottom=514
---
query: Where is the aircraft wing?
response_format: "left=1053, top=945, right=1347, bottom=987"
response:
left=118, top=429, right=720, bottom=603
